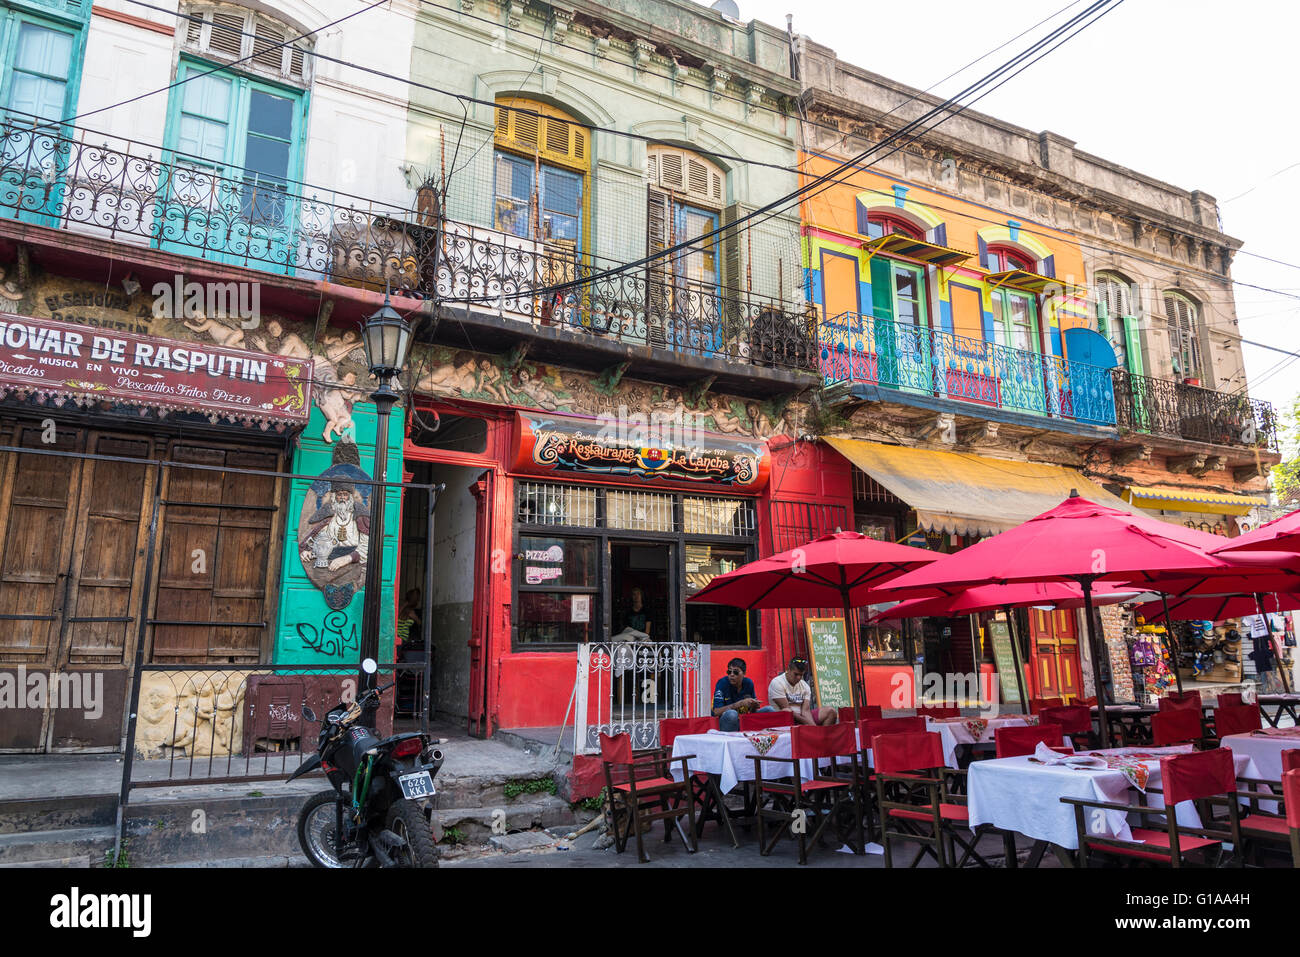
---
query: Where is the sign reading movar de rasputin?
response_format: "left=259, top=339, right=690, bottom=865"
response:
left=0, top=314, right=310, bottom=426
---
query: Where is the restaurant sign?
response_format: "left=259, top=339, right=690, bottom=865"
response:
left=0, top=315, right=310, bottom=427
left=511, top=412, right=770, bottom=490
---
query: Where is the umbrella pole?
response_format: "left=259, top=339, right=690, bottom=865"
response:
left=1255, top=592, right=1294, bottom=694
left=1080, top=576, right=1112, bottom=748
left=1003, top=605, right=1030, bottom=715
left=842, top=593, right=864, bottom=725
left=1159, top=593, right=1185, bottom=696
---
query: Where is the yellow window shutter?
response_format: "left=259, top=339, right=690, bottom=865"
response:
left=494, top=97, right=588, bottom=172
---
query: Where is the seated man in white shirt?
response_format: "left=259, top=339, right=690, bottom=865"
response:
left=768, top=657, right=837, bottom=726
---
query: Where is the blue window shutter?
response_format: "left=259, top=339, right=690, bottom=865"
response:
left=1040, top=255, right=1055, bottom=278
left=977, top=235, right=988, bottom=268
left=856, top=198, right=870, bottom=236
left=932, top=223, right=947, bottom=247
left=982, top=309, right=994, bottom=343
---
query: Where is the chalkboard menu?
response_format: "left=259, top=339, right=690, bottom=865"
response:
left=805, top=618, right=856, bottom=710
left=988, top=619, right=1021, bottom=707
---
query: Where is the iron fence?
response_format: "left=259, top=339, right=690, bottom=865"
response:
left=820, top=312, right=1117, bottom=425
left=574, top=639, right=711, bottom=753
left=1111, top=369, right=1278, bottom=451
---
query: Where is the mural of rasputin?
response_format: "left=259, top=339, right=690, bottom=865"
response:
left=298, top=440, right=371, bottom=610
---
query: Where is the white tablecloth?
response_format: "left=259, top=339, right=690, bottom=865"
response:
left=1222, top=729, right=1300, bottom=782
left=924, top=715, right=1041, bottom=767
left=668, top=730, right=825, bottom=795
left=967, top=746, right=1250, bottom=850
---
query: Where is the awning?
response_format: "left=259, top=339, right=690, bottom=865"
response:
left=1124, top=485, right=1267, bottom=516
left=985, top=268, right=1088, bottom=299
left=825, top=437, right=1137, bottom=536
left=861, top=234, right=973, bottom=268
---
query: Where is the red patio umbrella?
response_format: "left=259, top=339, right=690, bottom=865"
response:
left=883, top=493, right=1237, bottom=742
left=1211, top=507, right=1300, bottom=554
left=869, top=581, right=1138, bottom=713
left=687, top=531, right=940, bottom=719
left=1134, top=591, right=1300, bottom=622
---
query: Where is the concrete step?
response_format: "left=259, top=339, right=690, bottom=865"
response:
left=432, top=796, right=590, bottom=844
left=0, top=825, right=116, bottom=866
left=0, top=794, right=117, bottom=835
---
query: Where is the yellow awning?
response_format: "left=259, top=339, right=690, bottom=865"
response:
left=825, top=437, right=1137, bottom=536
left=985, top=268, right=1088, bottom=299
left=1124, top=485, right=1267, bottom=516
left=861, top=233, right=973, bottom=268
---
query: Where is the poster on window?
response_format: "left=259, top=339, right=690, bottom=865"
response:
left=571, top=595, right=591, bottom=623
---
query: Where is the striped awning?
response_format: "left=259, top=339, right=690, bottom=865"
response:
left=985, top=268, right=1088, bottom=299
left=1124, top=485, right=1268, bottom=516
left=861, top=233, right=973, bottom=268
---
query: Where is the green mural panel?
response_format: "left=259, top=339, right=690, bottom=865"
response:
left=274, top=402, right=405, bottom=665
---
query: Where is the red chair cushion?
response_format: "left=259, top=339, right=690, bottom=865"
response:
left=838, top=705, right=882, bottom=725
left=1286, top=770, right=1300, bottom=830
left=1240, top=814, right=1291, bottom=837
left=1151, top=709, right=1203, bottom=747
left=791, top=722, right=857, bottom=760
left=861, top=716, right=925, bottom=741
left=1160, top=691, right=1203, bottom=712
left=599, top=731, right=632, bottom=765
left=995, top=723, right=1067, bottom=759
left=659, top=716, right=717, bottom=748
left=1041, top=705, right=1091, bottom=735
left=1213, top=704, right=1262, bottom=737
left=888, top=803, right=969, bottom=823
left=739, top=712, right=794, bottom=732
left=1160, top=748, right=1235, bottom=805
left=800, top=778, right=850, bottom=793
left=1087, top=827, right=1219, bottom=862
left=872, top=731, right=944, bottom=775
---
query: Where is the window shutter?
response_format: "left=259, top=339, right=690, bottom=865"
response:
left=1122, top=315, right=1145, bottom=377
left=495, top=99, right=587, bottom=171
left=931, top=223, right=947, bottom=247
left=721, top=202, right=743, bottom=322
left=660, top=152, right=684, bottom=191
left=869, top=256, right=894, bottom=321
left=251, top=20, right=285, bottom=72
left=646, top=187, right=671, bottom=347
left=209, top=11, right=245, bottom=58
left=977, top=235, right=989, bottom=269
left=186, top=13, right=204, bottom=45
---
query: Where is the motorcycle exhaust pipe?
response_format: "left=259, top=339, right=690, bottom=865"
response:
left=430, top=749, right=444, bottom=763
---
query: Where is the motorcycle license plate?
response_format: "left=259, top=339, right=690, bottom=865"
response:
left=399, top=771, right=436, bottom=799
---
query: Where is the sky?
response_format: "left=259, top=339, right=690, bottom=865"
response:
left=723, top=0, right=1300, bottom=425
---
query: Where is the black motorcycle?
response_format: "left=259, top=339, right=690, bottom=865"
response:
left=290, top=660, right=445, bottom=868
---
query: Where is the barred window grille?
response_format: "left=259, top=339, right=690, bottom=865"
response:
left=516, top=482, right=597, bottom=527
left=606, top=490, right=676, bottom=532
left=682, top=497, right=756, bottom=537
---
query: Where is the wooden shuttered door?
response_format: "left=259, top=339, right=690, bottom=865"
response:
left=1164, top=292, right=1200, bottom=377
left=151, top=444, right=283, bottom=664
left=646, top=185, right=672, bottom=347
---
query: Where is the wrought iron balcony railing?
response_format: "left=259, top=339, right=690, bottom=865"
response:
left=0, top=117, right=817, bottom=373
left=1111, top=368, right=1277, bottom=451
left=819, top=312, right=1117, bottom=426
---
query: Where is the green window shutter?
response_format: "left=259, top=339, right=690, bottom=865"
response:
left=1122, top=315, right=1144, bottom=377
left=869, top=255, right=894, bottom=321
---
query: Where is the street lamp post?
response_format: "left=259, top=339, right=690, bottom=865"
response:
left=358, top=294, right=412, bottom=690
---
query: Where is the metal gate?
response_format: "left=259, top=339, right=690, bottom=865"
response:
left=574, top=639, right=710, bottom=753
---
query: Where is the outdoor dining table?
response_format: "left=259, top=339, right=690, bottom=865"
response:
left=1258, top=693, right=1300, bottom=728
left=1221, top=727, right=1300, bottom=781
left=923, top=714, right=1046, bottom=767
left=966, top=745, right=1252, bottom=867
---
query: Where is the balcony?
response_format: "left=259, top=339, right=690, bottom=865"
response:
left=1111, top=369, right=1278, bottom=452
left=818, top=312, right=1117, bottom=427
left=0, top=119, right=818, bottom=377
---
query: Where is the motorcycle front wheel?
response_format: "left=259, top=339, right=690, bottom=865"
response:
left=385, top=799, right=439, bottom=868
left=298, top=789, right=358, bottom=868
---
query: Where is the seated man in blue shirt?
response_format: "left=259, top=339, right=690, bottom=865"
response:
left=712, top=657, right=777, bottom=732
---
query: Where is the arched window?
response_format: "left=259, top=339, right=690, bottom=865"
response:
left=180, top=3, right=313, bottom=85
left=983, top=244, right=1035, bottom=272
left=1164, top=290, right=1201, bottom=379
left=644, top=146, right=727, bottom=344
left=864, top=213, right=923, bottom=241
left=1095, top=271, right=1142, bottom=374
left=493, top=97, right=590, bottom=249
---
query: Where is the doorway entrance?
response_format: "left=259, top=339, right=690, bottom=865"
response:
left=1029, top=607, right=1082, bottom=702
left=609, top=541, right=672, bottom=640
